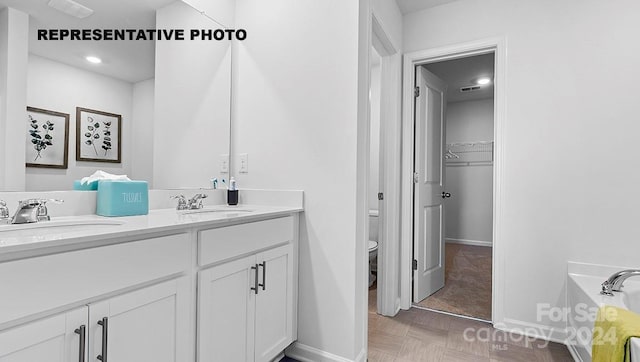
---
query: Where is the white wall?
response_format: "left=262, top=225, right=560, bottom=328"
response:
left=181, top=0, right=235, bottom=27
left=404, top=0, right=640, bottom=337
left=444, top=99, right=493, bottom=243
left=371, top=0, right=402, bottom=51
left=446, top=99, right=493, bottom=143
left=25, top=55, right=134, bottom=191
left=131, top=79, right=155, bottom=186
left=154, top=1, right=231, bottom=189
left=0, top=7, right=28, bottom=191
left=232, top=0, right=364, bottom=359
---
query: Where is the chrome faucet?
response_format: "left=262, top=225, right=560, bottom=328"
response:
left=187, top=193, right=208, bottom=209
left=171, top=195, right=188, bottom=210
left=10, top=199, right=63, bottom=224
left=171, top=194, right=208, bottom=210
left=0, top=200, right=10, bottom=225
left=601, top=269, right=640, bottom=296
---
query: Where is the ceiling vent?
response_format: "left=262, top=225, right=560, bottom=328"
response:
left=48, top=0, right=94, bottom=19
left=460, top=85, right=481, bottom=93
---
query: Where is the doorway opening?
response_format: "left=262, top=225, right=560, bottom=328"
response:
left=411, top=53, right=495, bottom=321
left=365, top=14, right=403, bottom=320
left=368, top=45, right=382, bottom=312
left=398, top=38, right=505, bottom=323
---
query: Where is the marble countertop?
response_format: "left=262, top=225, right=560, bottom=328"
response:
left=0, top=204, right=302, bottom=258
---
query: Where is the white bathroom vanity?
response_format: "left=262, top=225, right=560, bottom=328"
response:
left=0, top=193, right=302, bottom=362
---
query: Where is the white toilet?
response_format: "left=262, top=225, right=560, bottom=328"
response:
left=368, top=240, right=378, bottom=287
left=368, top=211, right=380, bottom=287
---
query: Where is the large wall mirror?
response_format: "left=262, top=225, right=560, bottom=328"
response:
left=0, top=0, right=232, bottom=191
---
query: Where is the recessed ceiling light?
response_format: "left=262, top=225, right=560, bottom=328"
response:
left=477, top=77, right=491, bottom=85
left=85, top=56, right=102, bottom=64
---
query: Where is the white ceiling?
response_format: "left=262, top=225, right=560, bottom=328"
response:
left=0, top=0, right=177, bottom=83
left=395, top=0, right=462, bottom=14
left=423, top=52, right=495, bottom=103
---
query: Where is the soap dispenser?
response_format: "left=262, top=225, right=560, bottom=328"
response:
left=227, top=177, right=238, bottom=206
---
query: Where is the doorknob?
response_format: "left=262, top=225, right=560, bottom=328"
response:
left=441, top=192, right=451, bottom=199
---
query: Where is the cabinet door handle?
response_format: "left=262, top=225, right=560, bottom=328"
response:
left=250, top=264, right=259, bottom=294
left=258, top=261, right=267, bottom=291
left=97, top=317, right=108, bottom=362
left=74, top=325, right=86, bottom=362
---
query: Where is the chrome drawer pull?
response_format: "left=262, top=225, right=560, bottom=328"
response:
left=74, top=325, right=86, bottom=362
left=251, top=264, right=259, bottom=294
left=97, top=317, right=108, bottom=362
left=259, top=261, right=267, bottom=291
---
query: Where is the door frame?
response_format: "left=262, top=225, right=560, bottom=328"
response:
left=370, top=15, right=403, bottom=317
left=399, top=37, right=507, bottom=324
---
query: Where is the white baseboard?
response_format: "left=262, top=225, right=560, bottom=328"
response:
left=496, top=318, right=568, bottom=345
left=354, top=348, right=367, bottom=362
left=445, top=238, right=492, bottom=247
left=285, top=342, right=358, bottom=362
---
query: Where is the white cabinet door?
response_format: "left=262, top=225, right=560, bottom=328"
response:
left=0, top=307, right=87, bottom=362
left=254, top=244, right=294, bottom=362
left=88, top=277, right=190, bottom=362
left=198, top=255, right=256, bottom=362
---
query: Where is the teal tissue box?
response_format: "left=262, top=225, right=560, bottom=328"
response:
left=96, top=180, right=149, bottom=217
left=73, top=180, right=98, bottom=191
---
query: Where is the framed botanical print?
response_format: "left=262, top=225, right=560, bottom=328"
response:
left=76, top=107, right=122, bottom=163
left=26, top=106, right=70, bottom=169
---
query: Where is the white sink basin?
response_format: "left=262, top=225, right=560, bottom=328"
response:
left=0, top=219, right=124, bottom=238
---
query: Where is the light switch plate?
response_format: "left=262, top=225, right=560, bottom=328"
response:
left=239, top=153, right=248, bottom=173
left=220, top=154, right=229, bottom=173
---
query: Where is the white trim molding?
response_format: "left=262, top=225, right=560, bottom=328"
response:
left=445, top=238, right=492, bottom=247
left=285, top=342, right=365, bottom=362
left=355, top=0, right=372, bottom=360
left=399, top=37, right=507, bottom=330
left=496, top=318, right=568, bottom=345
left=371, top=13, right=403, bottom=318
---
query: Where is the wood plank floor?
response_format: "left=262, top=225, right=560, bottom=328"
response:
left=368, top=288, right=574, bottom=361
left=416, top=243, right=492, bottom=320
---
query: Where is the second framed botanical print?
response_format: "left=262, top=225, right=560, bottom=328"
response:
left=76, top=107, right=122, bottom=163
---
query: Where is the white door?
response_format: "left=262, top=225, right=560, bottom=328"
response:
left=254, top=244, right=294, bottom=362
left=413, top=66, right=447, bottom=303
left=89, top=278, right=190, bottom=362
left=0, top=307, right=87, bottom=362
left=198, top=255, right=256, bottom=362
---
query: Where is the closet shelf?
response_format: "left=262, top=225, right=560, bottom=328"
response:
left=446, top=161, right=493, bottom=167
left=445, top=141, right=493, bottom=164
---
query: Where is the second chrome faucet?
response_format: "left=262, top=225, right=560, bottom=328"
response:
left=601, top=269, right=640, bottom=296
left=171, top=194, right=208, bottom=210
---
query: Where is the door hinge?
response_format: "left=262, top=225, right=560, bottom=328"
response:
left=412, top=259, right=418, bottom=270
left=414, top=86, right=420, bottom=97
left=378, top=192, right=384, bottom=201
left=413, top=172, right=419, bottom=183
